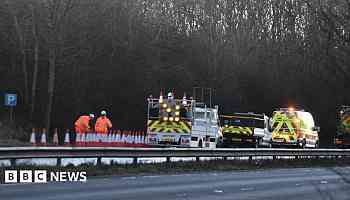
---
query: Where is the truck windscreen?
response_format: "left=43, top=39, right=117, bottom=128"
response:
left=149, top=107, right=159, bottom=119
left=223, top=117, right=264, bottom=128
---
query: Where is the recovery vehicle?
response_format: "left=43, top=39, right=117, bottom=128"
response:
left=146, top=90, right=221, bottom=148
left=270, top=107, right=319, bottom=148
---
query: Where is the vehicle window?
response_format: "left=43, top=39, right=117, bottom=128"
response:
left=195, top=112, right=205, bottom=120
left=210, top=138, right=216, bottom=142
left=207, top=111, right=213, bottom=120
left=222, top=117, right=264, bottom=128
left=180, top=108, right=192, bottom=119
left=149, top=108, right=159, bottom=118
left=212, top=112, right=218, bottom=122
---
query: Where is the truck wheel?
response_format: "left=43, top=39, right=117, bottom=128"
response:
left=198, top=140, right=203, bottom=148
left=216, top=142, right=224, bottom=148
left=267, top=142, right=272, bottom=148
left=301, top=139, right=306, bottom=149
left=255, top=138, right=261, bottom=148
left=314, top=141, right=319, bottom=149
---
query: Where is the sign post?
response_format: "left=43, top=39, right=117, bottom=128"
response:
left=4, top=93, right=17, bottom=123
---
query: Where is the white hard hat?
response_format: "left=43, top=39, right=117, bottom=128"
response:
left=89, top=113, right=95, bottom=118
left=167, top=92, right=172, bottom=97
left=101, top=110, right=107, bottom=115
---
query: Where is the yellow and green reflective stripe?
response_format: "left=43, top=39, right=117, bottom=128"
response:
left=222, top=126, right=252, bottom=136
left=271, top=113, right=296, bottom=135
left=148, top=120, right=191, bottom=133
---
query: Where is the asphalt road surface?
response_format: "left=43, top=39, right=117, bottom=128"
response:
left=1, top=167, right=350, bottom=200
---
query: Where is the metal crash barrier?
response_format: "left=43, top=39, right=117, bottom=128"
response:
left=0, top=147, right=350, bottom=166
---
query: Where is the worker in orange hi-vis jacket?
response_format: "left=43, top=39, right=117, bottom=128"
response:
left=95, top=110, right=113, bottom=134
left=75, top=113, right=95, bottom=134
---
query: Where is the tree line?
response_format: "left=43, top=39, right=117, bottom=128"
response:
left=0, top=0, right=349, bottom=146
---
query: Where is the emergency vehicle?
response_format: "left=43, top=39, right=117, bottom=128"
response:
left=219, top=113, right=271, bottom=147
left=335, top=105, right=350, bottom=148
left=270, top=107, right=319, bottom=148
left=146, top=91, right=221, bottom=148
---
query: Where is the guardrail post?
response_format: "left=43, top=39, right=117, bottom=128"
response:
left=249, top=156, right=253, bottom=163
left=133, top=157, right=138, bottom=165
left=196, top=157, right=200, bottom=162
left=97, top=157, right=102, bottom=166
left=273, top=155, right=277, bottom=160
left=10, top=158, right=16, bottom=167
left=56, top=158, right=62, bottom=167
left=223, top=157, right=227, bottom=161
left=166, top=157, right=171, bottom=163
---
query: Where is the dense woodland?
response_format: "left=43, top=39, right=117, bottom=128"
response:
left=0, top=0, right=349, bottom=146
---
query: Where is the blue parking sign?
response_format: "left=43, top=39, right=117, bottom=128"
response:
left=5, top=93, right=17, bottom=106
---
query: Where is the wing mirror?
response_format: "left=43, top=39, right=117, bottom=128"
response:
left=268, top=119, right=274, bottom=132
left=313, top=126, right=320, bottom=132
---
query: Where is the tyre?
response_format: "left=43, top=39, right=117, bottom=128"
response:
left=267, top=142, right=272, bottom=148
left=198, top=140, right=203, bottom=148
left=301, top=139, right=306, bottom=149
left=314, top=141, right=319, bottom=149
left=255, top=138, right=261, bottom=148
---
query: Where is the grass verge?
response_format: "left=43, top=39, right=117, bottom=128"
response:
left=1, top=157, right=350, bottom=183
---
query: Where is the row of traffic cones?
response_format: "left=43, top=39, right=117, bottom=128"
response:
left=75, top=131, right=147, bottom=147
left=29, top=128, right=147, bottom=147
left=30, top=128, right=71, bottom=146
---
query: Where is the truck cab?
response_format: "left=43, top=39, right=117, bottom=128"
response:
left=146, top=91, right=220, bottom=148
left=219, top=113, right=271, bottom=148
left=191, top=104, right=221, bottom=148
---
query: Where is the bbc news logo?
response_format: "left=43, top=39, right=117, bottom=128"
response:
left=4, top=170, right=87, bottom=183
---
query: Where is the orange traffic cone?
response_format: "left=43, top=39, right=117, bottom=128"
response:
left=85, top=132, right=91, bottom=146
left=75, top=133, right=81, bottom=147
left=40, top=128, right=47, bottom=146
left=121, top=131, right=125, bottom=143
left=30, top=128, right=36, bottom=146
left=89, top=131, right=96, bottom=147
left=136, top=131, right=141, bottom=144
left=141, top=131, right=145, bottom=144
left=64, top=129, right=70, bottom=147
left=53, top=128, right=59, bottom=146
left=81, top=133, right=86, bottom=147
left=159, top=90, right=164, bottom=103
left=129, top=131, right=133, bottom=144
left=182, top=93, right=187, bottom=105
left=132, top=131, right=136, bottom=144
left=90, top=132, right=97, bottom=147
left=116, top=130, right=121, bottom=145
left=111, top=131, right=115, bottom=146
left=107, top=131, right=113, bottom=147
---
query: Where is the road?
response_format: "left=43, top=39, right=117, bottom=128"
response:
left=1, top=167, right=350, bottom=200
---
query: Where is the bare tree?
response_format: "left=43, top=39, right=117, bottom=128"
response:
left=29, top=3, right=39, bottom=120
left=5, top=0, right=29, bottom=106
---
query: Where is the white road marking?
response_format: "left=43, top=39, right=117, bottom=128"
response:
left=121, top=176, right=136, bottom=180
left=142, top=175, right=161, bottom=178
left=176, top=193, right=187, bottom=197
left=240, top=187, right=254, bottom=191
